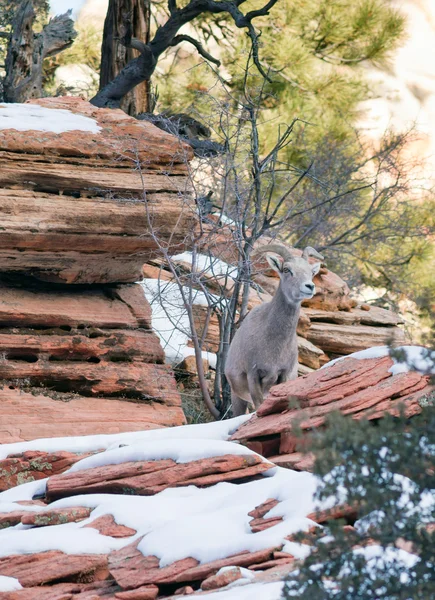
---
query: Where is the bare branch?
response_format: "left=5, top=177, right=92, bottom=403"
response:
left=168, top=0, right=177, bottom=14
left=92, top=0, right=279, bottom=109
left=170, top=34, right=221, bottom=66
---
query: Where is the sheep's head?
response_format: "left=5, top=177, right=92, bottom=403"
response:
left=257, top=244, right=324, bottom=304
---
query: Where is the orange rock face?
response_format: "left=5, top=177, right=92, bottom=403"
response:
left=0, top=280, right=184, bottom=444
left=0, top=97, right=194, bottom=285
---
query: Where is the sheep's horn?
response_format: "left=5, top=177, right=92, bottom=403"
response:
left=302, top=246, right=324, bottom=262
left=254, top=243, right=294, bottom=262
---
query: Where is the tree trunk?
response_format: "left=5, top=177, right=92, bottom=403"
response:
left=3, top=0, right=76, bottom=103
left=99, top=0, right=151, bottom=115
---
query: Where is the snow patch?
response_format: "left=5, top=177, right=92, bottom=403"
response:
left=0, top=576, right=22, bottom=592
left=0, top=103, right=101, bottom=134
left=171, top=252, right=237, bottom=279
left=141, top=278, right=217, bottom=366
left=0, top=464, right=326, bottom=565
left=0, top=479, right=48, bottom=504
left=0, top=414, right=250, bottom=461
left=321, top=345, right=435, bottom=375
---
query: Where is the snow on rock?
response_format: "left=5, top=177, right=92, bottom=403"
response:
left=0, top=575, right=23, bottom=592
left=0, top=103, right=101, bottom=134
left=141, top=278, right=218, bottom=366
left=140, top=252, right=237, bottom=366
left=0, top=465, right=323, bottom=562
left=0, top=415, right=250, bottom=461
left=171, top=252, right=237, bottom=279
left=66, top=439, right=268, bottom=473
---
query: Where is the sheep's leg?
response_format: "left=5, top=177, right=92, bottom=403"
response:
left=261, top=373, right=279, bottom=395
left=247, top=370, right=264, bottom=410
left=231, top=394, right=249, bottom=416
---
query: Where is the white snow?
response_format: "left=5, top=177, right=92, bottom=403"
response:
left=0, top=457, right=326, bottom=564
left=0, top=576, right=22, bottom=592
left=171, top=252, right=237, bottom=279
left=0, top=414, right=250, bottom=461
left=140, top=252, right=237, bottom=366
left=321, top=345, right=435, bottom=375
left=0, top=479, right=48, bottom=504
left=141, top=278, right=218, bottom=366
left=182, top=345, right=217, bottom=369
left=0, top=103, right=101, bottom=134
left=0, top=419, right=327, bottom=574
left=212, top=213, right=237, bottom=227
left=0, top=501, right=46, bottom=515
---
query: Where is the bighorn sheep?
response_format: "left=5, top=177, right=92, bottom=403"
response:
left=225, top=244, right=324, bottom=416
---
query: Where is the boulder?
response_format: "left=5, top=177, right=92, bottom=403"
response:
left=0, top=450, right=94, bottom=492
left=20, top=507, right=91, bottom=527
left=46, top=454, right=272, bottom=500
left=306, top=322, right=407, bottom=355
left=231, top=355, right=432, bottom=447
left=85, top=515, right=137, bottom=538
left=0, top=551, right=108, bottom=587
left=0, top=281, right=185, bottom=444
left=0, top=97, right=194, bottom=284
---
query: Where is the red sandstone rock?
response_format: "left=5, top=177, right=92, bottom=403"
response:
left=85, top=515, right=137, bottom=538
left=0, top=97, right=193, bottom=285
left=0, top=581, right=119, bottom=599
left=248, top=499, right=280, bottom=519
left=304, top=306, right=404, bottom=327
left=109, top=540, right=198, bottom=589
left=173, top=586, right=194, bottom=595
left=232, top=356, right=431, bottom=443
left=250, top=516, right=283, bottom=533
left=201, top=566, right=244, bottom=590
left=232, top=370, right=426, bottom=441
left=0, top=388, right=184, bottom=445
left=0, top=360, right=180, bottom=406
left=249, top=557, right=295, bottom=570
left=0, top=551, right=108, bottom=587
left=46, top=459, right=176, bottom=501
left=0, top=282, right=151, bottom=329
left=0, top=450, right=93, bottom=492
left=21, top=507, right=91, bottom=527
left=114, top=585, right=159, bottom=599
left=244, top=438, right=280, bottom=458
left=302, top=269, right=356, bottom=312
left=306, top=322, right=406, bottom=355
left=257, top=357, right=394, bottom=417
left=46, top=455, right=267, bottom=500
left=306, top=505, right=358, bottom=524
left=0, top=510, right=27, bottom=529
left=169, top=548, right=279, bottom=584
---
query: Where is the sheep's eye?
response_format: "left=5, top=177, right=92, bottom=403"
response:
left=283, top=267, right=293, bottom=275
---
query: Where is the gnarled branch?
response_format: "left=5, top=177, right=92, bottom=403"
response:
left=91, top=0, right=279, bottom=110
left=170, top=34, right=221, bottom=66
left=4, top=0, right=76, bottom=103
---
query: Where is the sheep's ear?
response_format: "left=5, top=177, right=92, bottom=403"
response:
left=266, top=253, right=283, bottom=274
left=312, top=262, right=321, bottom=276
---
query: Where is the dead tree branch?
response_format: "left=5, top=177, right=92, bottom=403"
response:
left=4, top=0, right=76, bottom=102
left=91, top=0, right=279, bottom=110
